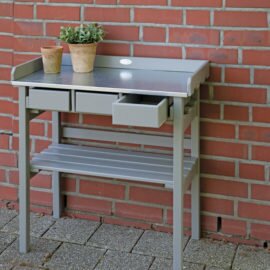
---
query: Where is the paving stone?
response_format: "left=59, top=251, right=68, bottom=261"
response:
left=43, top=218, right=100, bottom=244
left=0, top=209, right=17, bottom=230
left=0, top=238, right=60, bottom=266
left=87, top=224, right=143, bottom=252
left=1, top=213, right=55, bottom=237
left=205, top=267, right=228, bottom=270
left=13, top=266, right=49, bottom=270
left=45, top=243, right=105, bottom=270
left=232, top=244, right=270, bottom=270
left=95, top=250, right=153, bottom=270
left=150, top=257, right=205, bottom=270
left=184, top=239, right=236, bottom=268
left=0, top=263, right=13, bottom=270
left=132, top=230, right=189, bottom=258
left=0, top=232, right=16, bottom=253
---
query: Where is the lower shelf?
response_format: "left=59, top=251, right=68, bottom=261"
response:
left=31, top=143, right=197, bottom=189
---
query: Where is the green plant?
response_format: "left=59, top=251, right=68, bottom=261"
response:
left=59, top=23, right=105, bottom=44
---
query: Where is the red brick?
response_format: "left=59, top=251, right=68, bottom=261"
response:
left=239, top=201, right=270, bottom=221
left=0, top=186, right=17, bottom=201
left=201, top=178, right=248, bottom=198
left=243, top=50, right=270, bottom=66
left=224, top=105, right=249, bottom=121
left=0, top=18, right=13, bottom=33
left=129, top=186, right=172, bottom=206
left=134, top=44, right=182, bottom=58
left=221, top=219, right=246, bottom=236
left=170, top=28, right=219, bottom=45
left=252, top=184, right=270, bottom=201
left=14, top=4, right=33, bottom=19
left=172, top=0, right=222, bottom=7
left=96, top=0, right=117, bottom=3
left=202, top=196, right=234, bottom=215
left=0, top=116, right=12, bottom=131
left=67, top=195, right=112, bottom=215
left=201, top=215, right=218, bottom=232
left=200, top=121, right=235, bottom=139
left=62, top=177, right=76, bottom=192
left=0, top=152, right=17, bottom=167
left=13, top=54, right=38, bottom=66
left=12, top=120, right=45, bottom=136
left=135, top=8, right=182, bottom=24
left=0, top=134, right=9, bottom=150
left=200, top=103, right=220, bottom=119
left=201, top=158, right=235, bottom=177
left=84, top=7, right=130, bottom=22
left=201, top=140, right=248, bottom=159
left=253, top=145, right=270, bottom=162
left=37, top=5, right=80, bottom=20
left=207, top=66, right=222, bottom=83
left=214, top=11, right=268, bottom=27
left=0, top=51, right=12, bottom=66
left=166, top=210, right=191, bottom=227
left=14, top=21, right=43, bottom=36
left=0, top=35, right=13, bottom=49
left=224, top=31, right=270, bottom=47
left=186, top=10, right=210, bottom=26
left=253, top=107, right=270, bottom=123
left=0, top=67, right=11, bottom=81
left=0, top=3, right=13, bottom=16
left=239, top=125, right=270, bottom=143
left=0, top=100, right=14, bottom=115
left=14, top=38, right=55, bottom=53
left=225, top=68, right=250, bottom=84
left=254, top=69, right=270, bottom=85
left=104, top=25, right=139, bottom=41
left=80, top=180, right=125, bottom=199
left=115, top=202, right=163, bottom=223
left=251, top=223, right=270, bottom=240
left=186, top=47, right=238, bottom=64
left=30, top=190, right=52, bottom=206
left=120, top=0, right=166, bottom=4
left=0, top=169, right=5, bottom=182
left=82, top=114, right=112, bottom=127
left=143, top=27, right=166, bottom=42
left=49, top=0, right=92, bottom=2
left=31, top=174, right=52, bottom=189
left=214, top=86, right=267, bottom=104
left=46, top=22, right=77, bottom=37
left=34, top=139, right=51, bottom=153
left=0, top=85, right=16, bottom=100
left=97, top=43, right=130, bottom=56
left=226, top=0, right=270, bottom=8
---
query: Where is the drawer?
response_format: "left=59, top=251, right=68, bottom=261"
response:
left=112, top=95, right=168, bottom=128
left=76, top=92, right=119, bottom=115
left=28, top=88, right=70, bottom=111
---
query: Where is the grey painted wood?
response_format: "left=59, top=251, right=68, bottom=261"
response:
left=191, top=90, right=200, bottom=240
left=52, top=112, right=62, bottom=219
left=12, top=55, right=209, bottom=98
left=28, top=88, right=70, bottom=111
left=19, top=87, right=30, bottom=253
left=76, top=92, right=119, bottom=115
left=173, top=97, right=185, bottom=270
left=112, top=95, right=168, bottom=128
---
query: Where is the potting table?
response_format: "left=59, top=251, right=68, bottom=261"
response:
left=11, top=55, right=209, bottom=270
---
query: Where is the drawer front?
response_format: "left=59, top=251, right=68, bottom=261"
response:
left=28, top=89, right=70, bottom=111
left=112, top=95, right=168, bottom=128
left=76, top=92, right=119, bottom=115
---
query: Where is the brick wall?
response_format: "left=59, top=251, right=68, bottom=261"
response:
left=0, top=0, right=270, bottom=245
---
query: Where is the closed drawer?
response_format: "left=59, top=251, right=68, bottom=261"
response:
left=28, top=88, right=70, bottom=111
left=112, top=95, right=168, bottom=128
left=76, top=92, right=119, bottom=115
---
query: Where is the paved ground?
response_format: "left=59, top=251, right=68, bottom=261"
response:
left=0, top=208, right=270, bottom=270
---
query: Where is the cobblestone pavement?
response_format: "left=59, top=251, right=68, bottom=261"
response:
left=0, top=208, right=270, bottom=270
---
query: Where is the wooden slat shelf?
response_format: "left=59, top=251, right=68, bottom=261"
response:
left=31, top=143, right=197, bottom=188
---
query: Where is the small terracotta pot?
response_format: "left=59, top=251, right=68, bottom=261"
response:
left=68, top=43, right=97, bottom=73
left=41, top=46, right=63, bottom=74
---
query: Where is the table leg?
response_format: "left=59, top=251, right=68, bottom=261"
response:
left=52, top=112, right=62, bottom=218
left=173, top=97, right=185, bottom=270
left=191, top=89, right=200, bottom=240
left=19, top=86, right=30, bottom=253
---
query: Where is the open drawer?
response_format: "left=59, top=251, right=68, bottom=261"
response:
left=112, top=95, right=168, bottom=128
left=28, top=88, right=70, bottom=111
left=75, top=91, right=119, bottom=115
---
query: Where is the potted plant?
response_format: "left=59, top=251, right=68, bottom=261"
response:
left=59, top=23, right=105, bottom=73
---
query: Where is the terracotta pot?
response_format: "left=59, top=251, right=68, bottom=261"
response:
left=68, top=43, right=97, bottom=73
left=41, top=46, right=63, bottom=74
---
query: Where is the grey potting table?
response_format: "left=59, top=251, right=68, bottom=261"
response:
left=11, top=55, right=209, bottom=270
